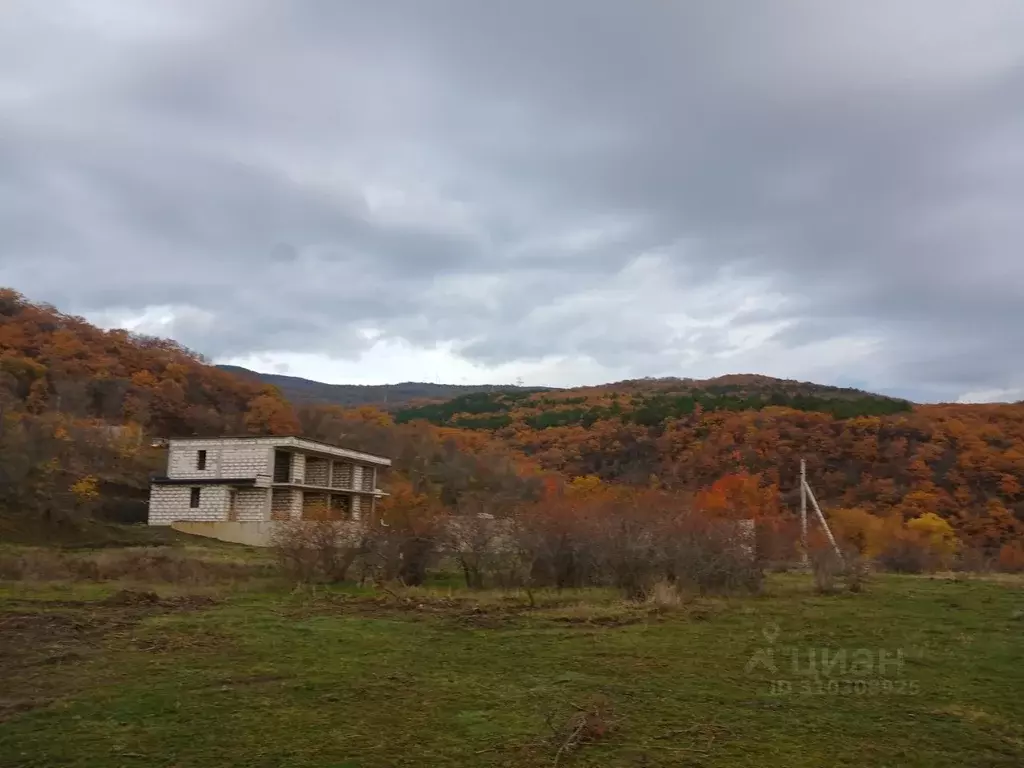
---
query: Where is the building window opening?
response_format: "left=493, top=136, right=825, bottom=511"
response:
left=190, top=487, right=201, bottom=508
left=197, top=450, right=207, bottom=470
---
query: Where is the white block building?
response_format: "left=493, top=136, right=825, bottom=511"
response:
left=148, top=436, right=390, bottom=527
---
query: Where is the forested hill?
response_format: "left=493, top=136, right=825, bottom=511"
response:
left=392, top=380, right=1024, bottom=551
left=0, top=289, right=302, bottom=536
left=218, top=365, right=550, bottom=409
left=0, top=291, right=298, bottom=437
left=395, top=376, right=913, bottom=430
left=2, top=286, right=1023, bottom=554
left=0, top=290, right=538, bottom=537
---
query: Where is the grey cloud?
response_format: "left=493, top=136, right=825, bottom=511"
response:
left=2, top=1, right=1024, bottom=399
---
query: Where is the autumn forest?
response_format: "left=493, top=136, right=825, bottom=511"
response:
left=1, top=288, right=1023, bottom=569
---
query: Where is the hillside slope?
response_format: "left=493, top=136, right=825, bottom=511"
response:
left=3, top=287, right=1023, bottom=554
left=0, top=290, right=538, bottom=537
left=0, top=290, right=298, bottom=439
left=394, top=380, right=1024, bottom=551
left=0, top=289, right=309, bottom=534
left=218, top=364, right=550, bottom=409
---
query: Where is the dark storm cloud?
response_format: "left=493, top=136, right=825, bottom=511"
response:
left=1, top=1, right=1023, bottom=400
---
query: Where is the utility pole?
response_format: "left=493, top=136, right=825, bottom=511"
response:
left=800, top=458, right=808, bottom=564
left=800, top=458, right=843, bottom=563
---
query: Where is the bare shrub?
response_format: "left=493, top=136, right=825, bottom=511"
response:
left=659, top=514, right=762, bottom=597
left=645, top=579, right=688, bottom=608
left=843, top=549, right=870, bottom=593
left=524, top=525, right=600, bottom=592
left=357, top=527, right=440, bottom=587
left=954, top=547, right=995, bottom=573
left=809, top=546, right=843, bottom=594
left=877, top=537, right=931, bottom=574
left=591, top=513, right=659, bottom=600
left=445, top=513, right=519, bottom=589
left=547, top=694, right=616, bottom=767
left=0, top=549, right=72, bottom=580
left=365, top=483, right=446, bottom=587
left=509, top=493, right=761, bottom=600
left=754, top=517, right=802, bottom=571
left=271, top=520, right=365, bottom=584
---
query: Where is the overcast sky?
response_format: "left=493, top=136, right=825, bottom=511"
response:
left=2, top=2, right=1024, bottom=403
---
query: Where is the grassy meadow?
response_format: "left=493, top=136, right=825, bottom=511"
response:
left=1, top=545, right=1023, bottom=767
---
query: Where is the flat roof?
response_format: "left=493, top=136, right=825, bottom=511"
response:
left=162, top=435, right=391, bottom=465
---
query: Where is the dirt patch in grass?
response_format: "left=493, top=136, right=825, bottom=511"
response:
left=549, top=613, right=647, bottom=627
left=281, top=589, right=721, bottom=630
left=212, top=673, right=289, bottom=689
left=0, top=590, right=220, bottom=721
left=101, top=588, right=218, bottom=610
left=284, top=592, right=538, bottom=626
left=0, top=611, right=125, bottom=666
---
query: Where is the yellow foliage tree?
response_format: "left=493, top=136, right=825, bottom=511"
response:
left=905, top=512, right=960, bottom=566
left=70, top=475, right=100, bottom=504
left=566, top=474, right=603, bottom=498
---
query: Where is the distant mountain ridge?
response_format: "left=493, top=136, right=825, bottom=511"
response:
left=222, top=365, right=913, bottom=415
left=216, top=365, right=552, bottom=409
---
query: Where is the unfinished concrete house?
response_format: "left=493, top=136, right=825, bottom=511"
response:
left=148, top=436, right=390, bottom=545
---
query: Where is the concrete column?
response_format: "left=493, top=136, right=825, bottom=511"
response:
left=290, top=453, right=306, bottom=484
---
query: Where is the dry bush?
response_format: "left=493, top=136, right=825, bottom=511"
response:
left=645, top=579, right=689, bottom=608
left=809, top=545, right=843, bottom=594
left=365, top=484, right=446, bottom=587
left=843, top=549, right=870, bottom=593
left=753, top=517, right=802, bottom=570
left=658, top=515, right=762, bottom=598
left=876, top=534, right=935, bottom=573
left=514, top=515, right=601, bottom=592
left=954, top=547, right=995, bottom=573
left=507, top=495, right=761, bottom=601
left=0, top=549, right=73, bottom=580
left=358, top=528, right=441, bottom=587
left=590, top=513, right=659, bottom=601
left=547, top=694, right=616, bottom=767
left=271, top=519, right=366, bottom=584
left=445, top=514, right=520, bottom=589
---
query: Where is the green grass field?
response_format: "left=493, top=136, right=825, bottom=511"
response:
left=2, top=569, right=1023, bottom=767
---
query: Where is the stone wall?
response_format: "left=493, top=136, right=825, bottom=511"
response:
left=171, top=520, right=367, bottom=547
left=234, top=488, right=269, bottom=522
left=222, top=446, right=274, bottom=478
left=166, top=438, right=272, bottom=479
left=148, top=485, right=231, bottom=525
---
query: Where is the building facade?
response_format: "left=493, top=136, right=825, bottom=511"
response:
left=148, top=436, right=390, bottom=526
